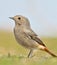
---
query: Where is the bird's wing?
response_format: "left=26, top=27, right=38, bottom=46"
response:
left=24, top=29, right=46, bottom=47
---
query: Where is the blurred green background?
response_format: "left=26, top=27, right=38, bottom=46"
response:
left=0, top=0, right=57, bottom=65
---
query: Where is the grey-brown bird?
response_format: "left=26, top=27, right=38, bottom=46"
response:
left=9, top=15, right=57, bottom=57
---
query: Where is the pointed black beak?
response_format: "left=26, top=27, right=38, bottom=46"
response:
left=9, top=17, right=14, bottom=20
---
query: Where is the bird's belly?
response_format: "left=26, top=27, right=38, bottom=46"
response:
left=14, top=32, right=38, bottom=49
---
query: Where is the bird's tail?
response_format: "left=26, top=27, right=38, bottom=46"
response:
left=44, top=47, right=57, bottom=57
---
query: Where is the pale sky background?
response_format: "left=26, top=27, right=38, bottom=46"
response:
left=0, top=0, right=57, bottom=37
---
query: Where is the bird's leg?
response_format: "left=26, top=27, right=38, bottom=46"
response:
left=28, top=49, right=33, bottom=58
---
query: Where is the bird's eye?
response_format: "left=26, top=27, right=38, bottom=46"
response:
left=18, top=17, right=21, bottom=20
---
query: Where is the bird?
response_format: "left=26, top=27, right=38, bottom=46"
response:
left=9, top=15, right=57, bottom=58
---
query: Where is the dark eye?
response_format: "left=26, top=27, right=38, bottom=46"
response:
left=18, top=17, right=21, bottom=20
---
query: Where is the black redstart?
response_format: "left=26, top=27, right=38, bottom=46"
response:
left=9, top=15, right=57, bottom=57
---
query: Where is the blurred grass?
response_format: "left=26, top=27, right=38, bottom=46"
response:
left=0, top=31, right=57, bottom=65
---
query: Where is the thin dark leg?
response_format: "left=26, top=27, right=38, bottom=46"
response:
left=28, top=49, right=33, bottom=58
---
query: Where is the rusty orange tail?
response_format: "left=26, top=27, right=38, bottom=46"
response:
left=44, top=47, right=57, bottom=57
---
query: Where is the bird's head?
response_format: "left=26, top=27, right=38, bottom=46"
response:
left=9, top=15, right=30, bottom=27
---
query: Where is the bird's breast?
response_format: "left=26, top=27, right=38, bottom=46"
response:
left=14, top=28, right=38, bottom=49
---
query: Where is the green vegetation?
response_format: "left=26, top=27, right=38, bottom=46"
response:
left=0, top=31, right=57, bottom=65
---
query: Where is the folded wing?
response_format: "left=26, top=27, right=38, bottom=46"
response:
left=24, top=28, right=46, bottom=47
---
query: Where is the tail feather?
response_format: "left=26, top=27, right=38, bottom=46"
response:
left=44, top=48, right=57, bottom=57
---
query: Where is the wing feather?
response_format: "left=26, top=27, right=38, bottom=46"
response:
left=24, top=29, right=46, bottom=47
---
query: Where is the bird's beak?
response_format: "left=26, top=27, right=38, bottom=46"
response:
left=9, top=17, right=14, bottom=20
